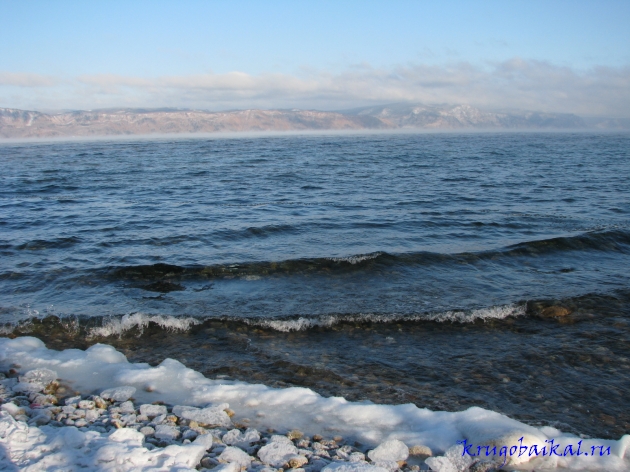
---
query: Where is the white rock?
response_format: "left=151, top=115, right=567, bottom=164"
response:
left=287, top=455, right=309, bottom=468
left=442, top=444, right=474, bottom=471
left=211, top=463, right=241, bottom=472
left=85, top=409, right=99, bottom=422
left=65, top=395, right=81, bottom=405
left=100, top=386, right=136, bottom=402
left=74, top=418, right=88, bottom=428
left=121, top=413, right=137, bottom=425
left=193, top=432, right=214, bottom=449
left=219, top=445, right=254, bottom=469
left=152, top=413, right=167, bottom=424
left=62, top=405, right=77, bottom=415
left=140, top=403, right=168, bottom=418
left=19, top=368, right=57, bottom=385
left=368, top=440, right=409, bottom=463
left=140, top=426, right=155, bottom=436
left=322, top=462, right=389, bottom=472
left=155, top=424, right=181, bottom=440
left=371, top=461, right=399, bottom=472
left=109, top=427, right=145, bottom=446
left=1, top=402, right=25, bottom=418
left=78, top=400, right=95, bottom=410
left=180, top=405, right=232, bottom=427
left=424, top=456, right=457, bottom=472
left=120, top=400, right=135, bottom=414
left=223, top=428, right=260, bottom=447
left=258, top=435, right=299, bottom=467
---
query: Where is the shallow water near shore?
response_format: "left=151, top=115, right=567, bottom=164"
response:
left=1, top=132, right=629, bottom=443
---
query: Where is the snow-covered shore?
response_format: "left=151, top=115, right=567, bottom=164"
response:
left=1, top=336, right=628, bottom=471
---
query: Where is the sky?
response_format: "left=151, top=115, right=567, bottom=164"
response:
left=1, top=0, right=629, bottom=116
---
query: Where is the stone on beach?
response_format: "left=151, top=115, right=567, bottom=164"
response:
left=368, top=440, right=409, bottom=462
left=223, top=427, right=260, bottom=447
left=179, top=405, right=232, bottom=427
left=140, top=403, right=168, bottom=418
left=258, top=434, right=299, bottom=467
left=155, top=424, right=181, bottom=440
left=219, top=445, right=254, bottom=469
left=210, top=463, right=241, bottom=472
left=193, top=431, right=214, bottom=449
left=288, top=454, right=309, bottom=468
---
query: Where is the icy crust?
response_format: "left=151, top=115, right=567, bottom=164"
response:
left=0, top=336, right=629, bottom=471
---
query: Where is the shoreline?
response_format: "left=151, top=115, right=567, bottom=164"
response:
left=1, top=336, right=629, bottom=471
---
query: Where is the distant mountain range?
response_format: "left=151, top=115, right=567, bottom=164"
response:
left=1, top=104, right=628, bottom=138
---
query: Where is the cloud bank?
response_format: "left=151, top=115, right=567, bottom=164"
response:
left=1, top=59, right=629, bottom=117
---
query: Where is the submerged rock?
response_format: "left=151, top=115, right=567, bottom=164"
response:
left=540, top=306, right=571, bottom=318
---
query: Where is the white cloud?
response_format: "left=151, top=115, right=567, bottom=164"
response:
left=0, top=72, right=59, bottom=87
left=1, top=59, right=629, bottom=117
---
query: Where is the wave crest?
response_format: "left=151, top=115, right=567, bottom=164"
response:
left=89, top=313, right=201, bottom=338
left=243, top=303, right=526, bottom=332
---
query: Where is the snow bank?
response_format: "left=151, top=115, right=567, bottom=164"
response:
left=0, top=336, right=629, bottom=471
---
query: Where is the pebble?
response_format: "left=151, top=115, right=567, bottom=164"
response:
left=155, top=424, right=180, bottom=440
left=140, top=404, right=167, bottom=418
left=78, top=400, right=95, bottom=410
left=287, top=429, right=304, bottom=440
left=408, top=445, right=432, bottom=457
left=140, top=426, right=155, bottom=436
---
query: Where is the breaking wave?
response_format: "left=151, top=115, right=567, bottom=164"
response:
left=88, top=313, right=201, bottom=338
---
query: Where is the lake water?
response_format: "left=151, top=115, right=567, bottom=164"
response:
left=1, top=132, right=629, bottom=439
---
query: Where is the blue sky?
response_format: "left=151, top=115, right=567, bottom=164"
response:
left=1, top=1, right=629, bottom=115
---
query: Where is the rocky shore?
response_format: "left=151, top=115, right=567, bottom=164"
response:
left=0, top=367, right=494, bottom=471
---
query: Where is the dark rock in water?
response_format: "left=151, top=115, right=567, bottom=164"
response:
left=141, top=281, right=185, bottom=293
left=540, top=306, right=571, bottom=318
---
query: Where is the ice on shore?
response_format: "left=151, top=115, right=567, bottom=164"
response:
left=0, top=336, right=629, bottom=471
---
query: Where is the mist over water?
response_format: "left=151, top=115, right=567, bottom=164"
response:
left=1, top=132, right=629, bottom=438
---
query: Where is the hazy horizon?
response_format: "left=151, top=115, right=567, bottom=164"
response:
left=2, top=1, right=629, bottom=118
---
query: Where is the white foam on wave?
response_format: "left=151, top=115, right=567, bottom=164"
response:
left=425, top=303, right=527, bottom=323
left=246, top=304, right=526, bottom=332
left=0, top=336, right=628, bottom=471
left=89, top=313, right=201, bottom=338
left=327, top=252, right=384, bottom=264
